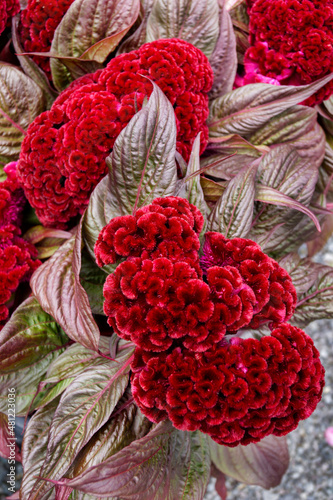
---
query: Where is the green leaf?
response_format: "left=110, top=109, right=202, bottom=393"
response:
left=200, top=177, right=225, bottom=202
left=208, top=74, right=333, bottom=138
left=207, top=159, right=259, bottom=237
left=20, top=398, right=60, bottom=499
left=12, top=15, right=58, bottom=109
left=57, top=423, right=211, bottom=499
left=176, top=133, right=210, bottom=223
left=108, top=82, right=178, bottom=215
left=209, top=434, right=289, bottom=489
left=30, top=224, right=100, bottom=352
left=50, top=0, right=140, bottom=90
left=146, top=0, right=220, bottom=58
left=0, top=63, right=45, bottom=168
left=80, top=247, right=106, bottom=315
left=29, top=349, right=133, bottom=499
left=208, top=2, right=237, bottom=99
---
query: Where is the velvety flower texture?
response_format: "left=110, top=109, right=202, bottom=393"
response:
left=201, top=232, right=297, bottom=329
left=131, top=324, right=325, bottom=446
left=0, top=162, right=26, bottom=227
left=244, top=0, right=333, bottom=105
left=0, top=0, right=20, bottom=35
left=19, top=0, right=75, bottom=79
left=17, top=39, right=213, bottom=228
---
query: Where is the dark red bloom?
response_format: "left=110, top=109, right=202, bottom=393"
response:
left=0, top=163, right=26, bottom=228
left=17, top=39, right=213, bottom=228
left=19, top=0, right=75, bottom=79
left=95, top=196, right=203, bottom=269
left=131, top=324, right=325, bottom=446
left=201, top=232, right=297, bottom=329
left=244, top=0, right=333, bottom=105
left=0, top=224, right=40, bottom=329
left=103, top=256, right=226, bottom=352
left=0, top=0, right=20, bottom=35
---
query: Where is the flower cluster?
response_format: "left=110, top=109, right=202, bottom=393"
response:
left=131, top=324, right=325, bottom=446
left=19, top=0, right=75, bottom=79
left=0, top=0, right=20, bottom=35
left=0, top=163, right=40, bottom=329
left=17, top=39, right=213, bottom=228
left=243, top=0, right=333, bottom=105
left=95, top=197, right=324, bottom=446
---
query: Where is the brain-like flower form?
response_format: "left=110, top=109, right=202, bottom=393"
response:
left=244, top=0, right=333, bottom=105
left=19, top=0, right=75, bottom=79
left=0, top=225, right=40, bottom=328
left=95, top=196, right=204, bottom=270
left=103, top=256, right=226, bottom=352
left=131, top=323, right=325, bottom=446
left=0, top=163, right=26, bottom=228
left=201, top=232, right=297, bottom=329
left=0, top=0, right=20, bottom=35
left=17, top=39, right=213, bottom=228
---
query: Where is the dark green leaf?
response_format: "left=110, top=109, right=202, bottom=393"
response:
left=80, top=248, right=106, bottom=315
left=108, top=82, right=177, bottom=214
left=146, top=0, right=219, bottom=57
left=207, top=159, right=259, bottom=237
left=30, top=224, right=100, bottom=352
left=209, top=434, right=289, bottom=489
left=57, top=423, right=211, bottom=499
left=0, top=63, right=45, bottom=168
left=208, top=75, right=333, bottom=137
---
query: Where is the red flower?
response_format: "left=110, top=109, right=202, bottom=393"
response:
left=131, top=324, right=325, bottom=446
left=0, top=163, right=26, bottom=228
left=0, top=0, right=20, bottom=35
left=17, top=39, right=213, bottom=228
left=103, top=256, right=226, bottom=352
left=95, top=196, right=203, bottom=269
left=201, top=232, right=297, bottom=329
left=0, top=225, right=40, bottom=329
left=19, top=0, right=75, bottom=79
left=244, top=0, right=333, bottom=105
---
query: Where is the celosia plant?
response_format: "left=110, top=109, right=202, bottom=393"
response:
left=0, top=0, right=19, bottom=35
left=1, top=0, right=333, bottom=498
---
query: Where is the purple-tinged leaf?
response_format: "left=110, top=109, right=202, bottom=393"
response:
left=117, top=0, right=155, bottom=54
left=207, top=159, right=259, bottom=237
left=50, top=0, right=140, bottom=90
left=54, top=423, right=211, bottom=499
left=211, top=464, right=227, bottom=500
left=80, top=248, right=106, bottom=315
left=208, top=74, right=333, bottom=138
left=278, top=254, right=320, bottom=296
left=29, top=350, right=133, bottom=499
left=146, top=0, right=220, bottom=58
left=55, top=485, right=73, bottom=499
left=307, top=213, right=333, bottom=257
left=200, top=177, right=226, bottom=203
left=209, top=435, right=289, bottom=489
left=0, top=63, right=45, bottom=168
left=0, top=412, right=21, bottom=461
left=12, top=15, right=58, bottom=108
left=30, top=223, right=100, bottom=352
left=208, top=1, right=237, bottom=99
left=108, top=82, right=177, bottom=215
left=176, top=133, right=210, bottom=223
left=20, top=398, right=60, bottom=499
left=255, top=185, right=321, bottom=232
left=291, top=265, right=333, bottom=328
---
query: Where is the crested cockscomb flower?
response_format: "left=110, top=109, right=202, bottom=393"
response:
left=0, top=224, right=40, bottom=329
left=19, top=0, right=75, bottom=79
left=0, top=0, right=20, bottom=35
left=95, top=196, right=203, bottom=269
left=201, top=232, right=297, bottom=329
left=243, top=0, right=333, bottom=106
left=131, top=323, right=325, bottom=446
left=17, top=39, right=213, bottom=228
left=0, top=162, right=26, bottom=228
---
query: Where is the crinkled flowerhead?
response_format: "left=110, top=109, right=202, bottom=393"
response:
left=17, top=39, right=213, bottom=228
left=0, top=225, right=40, bottom=329
left=0, top=0, right=20, bottom=35
left=131, top=323, right=325, bottom=446
left=201, top=232, right=297, bottom=329
left=0, top=163, right=26, bottom=228
left=103, top=256, right=226, bottom=352
left=244, top=0, right=333, bottom=105
left=19, top=0, right=75, bottom=79
left=95, top=196, right=204, bottom=269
